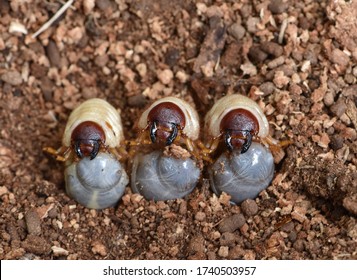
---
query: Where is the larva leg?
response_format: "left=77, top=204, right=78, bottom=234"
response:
left=206, top=137, right=221, bottom=154
left=180, top=136, right=212, bottom=163
left=126, top=126, right=152, bottom=147
left=110, top=145, right=129, bottom=162
left=43, top=146, right=71, bottom=162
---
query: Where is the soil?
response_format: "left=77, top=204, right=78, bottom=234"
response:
left=0, top=0, right=356, bottom=260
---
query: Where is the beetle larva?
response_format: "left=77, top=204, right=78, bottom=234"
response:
left=130, top=97, right=202, bottom=201
left=204, top=94, right=276, bottom=204
left=44, top=98, right=128, bottom=209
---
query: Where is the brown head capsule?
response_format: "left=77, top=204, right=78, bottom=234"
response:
left=147, top=102, right=186, bottom=145
left=205, top=94, right=269, bottom=154
left=137, top=96, right=200, bottom=147
left=220, top=108, right=259, bottom=153
left=62, top=98, right=124, bottom=161
left=71, top=121, right=106, bottom=159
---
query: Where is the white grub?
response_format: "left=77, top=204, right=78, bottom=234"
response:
left=137, top=97, right=200, bottom=140
left=205, top=95, right=275, bottom=204
left=62, top=98, right=123, bottom=148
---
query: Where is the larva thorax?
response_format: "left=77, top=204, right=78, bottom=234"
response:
left=63, top=98, right=124, bottom=154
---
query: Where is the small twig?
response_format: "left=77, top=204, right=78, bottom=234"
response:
left=58, top=0, right=76, bottom=10
left=278, top=16, right=295, bottom=45
left=278, top=18, right=289, bottom=44
left=32, top=0, right=74, bottom=39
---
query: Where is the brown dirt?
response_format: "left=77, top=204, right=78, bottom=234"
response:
left=0, top=0, right=356, bottom=260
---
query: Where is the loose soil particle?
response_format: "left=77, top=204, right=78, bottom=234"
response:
left=0, top=0, right=356, bottom=260
left=241, top=199, right=259, bottom=217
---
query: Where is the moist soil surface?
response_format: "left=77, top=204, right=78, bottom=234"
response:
left=0, top=0, right=356, bottom=260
